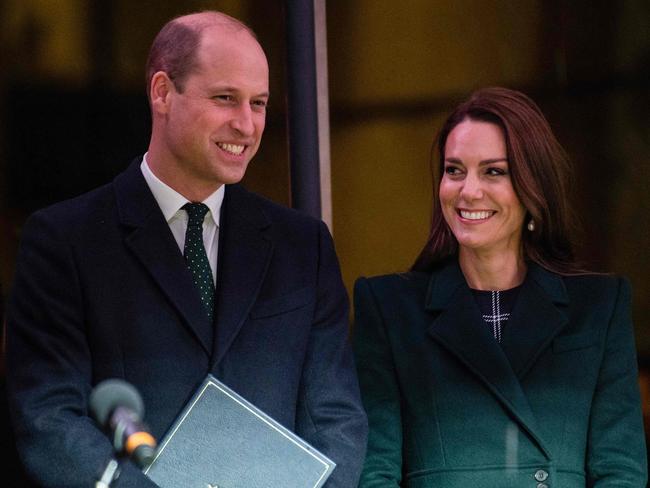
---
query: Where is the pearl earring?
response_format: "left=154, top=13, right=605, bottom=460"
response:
left=527, top=219, right=535, bottom=232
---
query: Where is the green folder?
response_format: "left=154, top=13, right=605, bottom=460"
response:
left=144, top=374, right=335, bottom=488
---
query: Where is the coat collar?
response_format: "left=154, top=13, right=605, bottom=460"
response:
left=425, top=259, right=569, bottom=459
left=211, top=184, right=272, bottom=368
left=505, top=263, right=569, bottom=379
left=113, top=159, right=273, bottom=364
left=114, top=159, right=215, bottom=355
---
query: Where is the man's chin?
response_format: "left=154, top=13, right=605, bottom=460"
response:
left=217, top=169, right=248, bottom=186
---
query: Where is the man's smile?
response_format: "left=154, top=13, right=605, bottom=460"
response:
left=216, top=142, right=246, bottom=155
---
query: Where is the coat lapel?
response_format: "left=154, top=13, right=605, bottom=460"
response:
left=211, top=185, right=272, bottom=368
left=503, top=264, right=569, bottom=379
left=114, top=160, right=213, bottom=355
left=425, top=261, right=551, bottom=458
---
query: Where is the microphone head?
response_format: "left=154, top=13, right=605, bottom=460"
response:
left=89, top=379, right=144, bottom=427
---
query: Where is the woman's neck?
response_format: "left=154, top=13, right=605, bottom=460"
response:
left=458, top=248, right=527, bottom=291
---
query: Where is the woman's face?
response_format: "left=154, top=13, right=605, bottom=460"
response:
left=439, top=119, right=526, bottom=258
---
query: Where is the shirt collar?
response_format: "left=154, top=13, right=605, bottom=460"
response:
left=140, top=153, right=225, bottom=225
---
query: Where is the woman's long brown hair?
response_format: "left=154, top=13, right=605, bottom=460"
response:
left=412, top=87, right=586, bottom=275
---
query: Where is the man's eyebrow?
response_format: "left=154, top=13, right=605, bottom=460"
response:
left=206, top=85, right=270, bottom=98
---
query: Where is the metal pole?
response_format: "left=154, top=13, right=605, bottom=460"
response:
left=285, top=0, right=322, bottom=220
left=313, top=0, right=333, bottom=231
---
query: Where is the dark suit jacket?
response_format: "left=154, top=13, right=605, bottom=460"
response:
left=353, top=260, right=647, bottom=487
left=6, top=160, right=367, bottom=487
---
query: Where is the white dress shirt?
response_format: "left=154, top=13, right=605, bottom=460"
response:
left=140, top=154, right=224, bottom=285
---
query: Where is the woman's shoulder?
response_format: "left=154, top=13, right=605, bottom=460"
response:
left=355, top=271, right=430, bottom=295
left=354, top=272, right=433, bottom=326
left=533, top=269, right=632, bottom=316
left=354, top=260, right=461, bottom=305
left=529, top=263, right=629, bottom=299
left=561, top=272, right=630, bottom=299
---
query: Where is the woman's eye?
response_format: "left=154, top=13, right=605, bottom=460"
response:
left=444, top=166, right=461, bottom=175
left=486, top=167, right=506, bottom=176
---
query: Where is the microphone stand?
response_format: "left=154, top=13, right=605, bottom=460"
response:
left=95, top=458, right=120, bottom=488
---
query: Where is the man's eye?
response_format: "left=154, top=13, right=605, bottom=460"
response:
left=214, top=95, right=234, bottom=102
left=252, top=100, right=267, bottom=109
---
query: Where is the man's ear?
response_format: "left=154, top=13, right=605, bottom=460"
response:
left=150, top=71, right=175, bottom=115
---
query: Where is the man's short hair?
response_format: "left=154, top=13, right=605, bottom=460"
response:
left=145, top=11, right=257, bottom=98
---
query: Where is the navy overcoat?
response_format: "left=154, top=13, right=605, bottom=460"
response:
left=7, top=159, right=368, bottom=487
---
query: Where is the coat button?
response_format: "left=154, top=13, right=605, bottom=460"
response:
left=536, top=484, right=548, bottom=488
left=534, top=469, right=549, bottom=481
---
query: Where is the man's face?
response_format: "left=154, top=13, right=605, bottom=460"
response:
left=161, top=26, right=269, bottom=193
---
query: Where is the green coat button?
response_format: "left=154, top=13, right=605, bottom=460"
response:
left=534, top=469, right=549, bottom=482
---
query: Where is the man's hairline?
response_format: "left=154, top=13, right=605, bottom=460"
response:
left=166, top=15, right=260, bottom=93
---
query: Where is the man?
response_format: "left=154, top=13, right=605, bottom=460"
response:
left=6, top=11, right=367, bottom=487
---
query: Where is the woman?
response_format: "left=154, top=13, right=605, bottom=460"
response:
left=354, top=87, right=647, bottom=487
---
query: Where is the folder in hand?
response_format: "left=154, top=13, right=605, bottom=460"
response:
left=144, top=374, right=335, bottom=488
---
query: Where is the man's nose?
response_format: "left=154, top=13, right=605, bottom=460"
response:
left=230, top=103, right=255, bottom=137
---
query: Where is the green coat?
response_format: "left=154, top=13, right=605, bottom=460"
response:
left=353, top=261, right=647, bottom=487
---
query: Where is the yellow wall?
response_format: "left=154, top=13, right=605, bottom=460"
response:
left=1, top=0, right=90, bottom=83
left=329, top=1, right=545, bottom=103
left=328, top=0, right=548, bottom=289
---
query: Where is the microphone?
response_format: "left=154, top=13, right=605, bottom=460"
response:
left=90, top=379, right=157, bottom=468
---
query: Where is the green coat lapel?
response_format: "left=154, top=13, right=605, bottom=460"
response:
left=503, top=264, right=569, bottom=379
left=425, top=261, right=552, bottom=458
